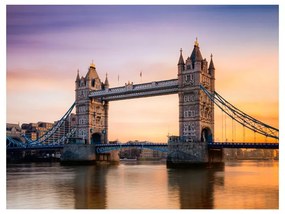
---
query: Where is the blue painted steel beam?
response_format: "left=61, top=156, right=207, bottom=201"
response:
left=209, top=142, right=279, bottom=149
left=7, top=142, right=279, bottom=153
left=7, top=145, right=64, bottom=151
left=95, top=143, right=168, bottom=153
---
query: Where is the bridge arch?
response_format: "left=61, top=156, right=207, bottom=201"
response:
left=201, top=127, right=212, bottom=143
left=91, top=133, right=102, bottom=144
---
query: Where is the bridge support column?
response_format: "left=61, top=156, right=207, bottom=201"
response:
left=60, top=144, right=119, bottom=165
left=166, top=137, right=223, bottom=168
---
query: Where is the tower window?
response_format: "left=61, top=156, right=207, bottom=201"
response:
left=91, top=79, right=95, bottom=87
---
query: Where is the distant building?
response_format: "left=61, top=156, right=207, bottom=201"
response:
left=6, top=123, right=25, bottom=143
left=21, top=123, right=38, bottom=141
left=137, top=141, right=166, bottom=160
left=139, top=149, right=166, bottom=160
left=224, top=148, right=278, bottom=160
left=53, top=113, right=77, bottom=143
left=7, top=113, right=77, bottom=144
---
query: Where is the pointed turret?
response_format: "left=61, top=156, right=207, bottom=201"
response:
left=178, top=48, right=185, bottom=73
left=190, top=38, right=203, bottom=64
left=208, top=54, right=215, bottom=75
left=209, top=54, right=215, bottom=69
left=178, top=48, right=185, bottom=65
left=75, top=69, right=80, bottom=88
left=104, top=73, right=109, bottom=89
left=86, top=61, right=100, bottom=80
left=76, top=69, right=80, bottom=81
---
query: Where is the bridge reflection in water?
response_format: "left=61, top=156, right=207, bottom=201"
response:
left=73, top=165, right=108, bottom=209
left=7, top=161, right=278, bottom=209
left=51, top=163, right=223, bottom=209
left=167, top=166, right=224, bottom=209
left=62, top=163, right=225, bottom=209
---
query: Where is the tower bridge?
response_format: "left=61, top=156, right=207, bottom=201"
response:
left=7, top=39, right=279, bottom=167
left=75, top=39, right=216, bottom=148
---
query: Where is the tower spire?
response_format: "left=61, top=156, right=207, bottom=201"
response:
left=209, top=54, right=215, bottom=70
left=194, top=37, right=199, bottom=47
left=190, top=38, right=203, bottom=63
left=208, top=54, right=215, bottom=76
left=178, top=48, right=185, bottom=65
left=90, top=60, right=95, bottom=69
left=104, top=73, right=109, bottom=89
left=76, top=69, right=80, bottom=81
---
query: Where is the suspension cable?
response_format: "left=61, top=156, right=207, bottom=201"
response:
left=199, top=85, right=278, bottom=140
left=23, top=102, right=75, bottom=144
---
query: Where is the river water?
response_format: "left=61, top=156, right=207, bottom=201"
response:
left=6, top=160, right=278, bottom=209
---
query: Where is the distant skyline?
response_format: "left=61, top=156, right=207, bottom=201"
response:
left=6, top=5, right=278, bottom=142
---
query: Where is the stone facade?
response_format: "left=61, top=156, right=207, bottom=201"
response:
left=177, top=39, right=215, bottom=142
left=61, top=144, right=119, bottom=164
left=75, top=63, right=109, bottom=144
left=167, top=40, right=222, bottom=167
left=167, top=137, right=209, bottom=164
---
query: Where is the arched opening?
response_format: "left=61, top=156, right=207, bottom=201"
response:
left=91, top=133, right=101, bottom=144
left=201, top=127, right=212, bottom=143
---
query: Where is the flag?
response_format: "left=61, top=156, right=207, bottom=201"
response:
left=140, top=71, right=142, bottom=77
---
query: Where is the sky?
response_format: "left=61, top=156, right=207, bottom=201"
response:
left=5, top=4, right=279, bottom=143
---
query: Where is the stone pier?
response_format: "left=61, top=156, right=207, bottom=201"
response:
left=60, top=144, right=119, bottom=165
left=167, top=136, right=223, bottom=168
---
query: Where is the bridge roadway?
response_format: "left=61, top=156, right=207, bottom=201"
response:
left=8, top=142, right=278, bottom=152
left=89, top=79, right=179, bottom=101
left=94, top=142, right=279, bottom=153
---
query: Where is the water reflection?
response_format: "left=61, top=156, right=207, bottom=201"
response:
left=73, top=165, right=109, bottom=209
left=7, top=161, right=278, bottom=209
left=167, top=165, right=225, bottom=209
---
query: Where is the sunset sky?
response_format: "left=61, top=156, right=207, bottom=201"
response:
left=6, top=4, right=279, bottom=143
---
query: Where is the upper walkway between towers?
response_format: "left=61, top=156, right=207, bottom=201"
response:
left=89, top=79, right=178, bottom=101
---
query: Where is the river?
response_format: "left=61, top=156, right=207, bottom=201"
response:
left=6, top=160, right=278, bottom=209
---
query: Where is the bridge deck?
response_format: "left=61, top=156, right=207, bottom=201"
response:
left=209, top=142, right=279, bottom=149
left=89, top=79, right=179, bottom=101
left=7, top=142, right=278, bottom=152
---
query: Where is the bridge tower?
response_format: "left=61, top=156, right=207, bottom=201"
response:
left=178, top=38, right=215, bottom=142
left=75, top=62, right=109, bottom=144
left=167, top=39, right=222, bottom=167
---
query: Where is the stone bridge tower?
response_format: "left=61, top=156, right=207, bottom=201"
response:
left=167, top=39, right=222, bottom=167
left=75, top=62, right=109, bottom=144
left=178, top=39, right=215, bottom=143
